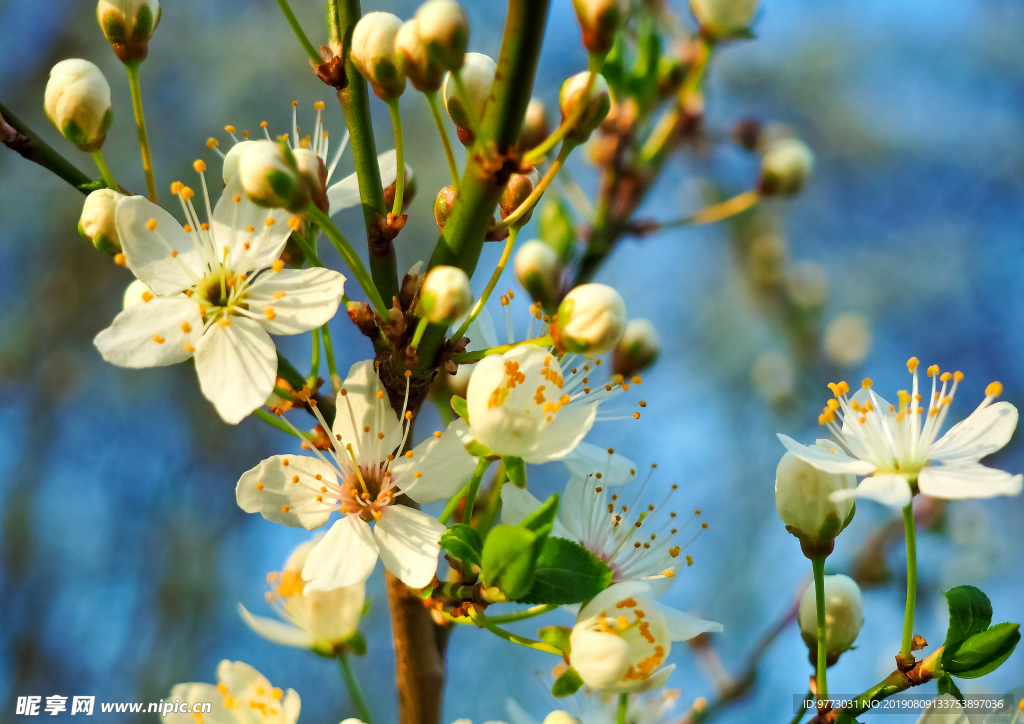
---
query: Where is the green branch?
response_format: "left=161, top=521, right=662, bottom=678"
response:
left=276, top=0, right=323, bottom=64
left=0, top=101, right=95, bottom=193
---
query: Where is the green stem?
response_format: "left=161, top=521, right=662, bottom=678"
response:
left=337, top=650, right=373, bottom=724
left=453, top=227, right=519, bottom=340
left=900, top=501, right=918, bottom=660
left=485, top=603, right=556, bottom=624
left=254, top=409, right=314, bottom=441
left=461, top=457, right=490, bottom=524
left=124, top=62, right=157, bottom=202
left=410, top=317, right=429, bottom=349
left=475, top=463, right=506, bottom=537
left=306, top=205, right=390, bottom=319
left=275, top=0, right=323, bottom=63
left=449, top=334, right=552, bottom=364
left=523, top=54, right=598, bottom=164
left=308, top=328, right=321, bottom=388
left=321, top=322, right=341, bottom=395
left=469, top=609, right=563, bottom=655
left=788, top=690, right=812, bottom=724
left=501, top=143, right=574, bottom=229
left=0, top=101, right=95, bottom=193
left=426, top=90, right=460, bottom=189
left=655, top=190, right=761, bottom=229
left=90, top=149, right=118, bottom=190
left=812, top=556, right=828, bottom=703
left=440, top=457, right=491, bottom=525
left=617, top=693, right=628, bottom=724
left=386, top=98, right=406, bottom=216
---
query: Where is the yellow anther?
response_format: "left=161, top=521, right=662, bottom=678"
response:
left=827, top=399, right=839, bottom=410
left=265, top=308, right=276, bottom=321
left=281, top=505, right=290, bottom=513
left=265, top=217, right=276, bottom=226
left=414, top=471, right=422, bottom=478
left=171, top=181, right=184, bottom=195
left=152, top=334, right=165, bottom=344
left=838, top=381, right=850, bottom=394
left=940, top=372, right=952, bottom=382
left=273, top=260, right=285, bottom=272
left=405, top=411, right=413, bottom=420
left=862, top=378, right=872, bottom=389
left=376, top=390, right=385, bottom=399
left=434, top=430, right=442, bottom=438
left=632, top=412, right=640, bottom=419
left=954, top=371, right=964, bottom=381
left=685, top=555, right=693, bottom=566
left=927, top=364, right=940, bottom=377
left=632, top=375, right=642, bottom=384
left=141, top=291, right=154, bottom=303
left=273, top=291, right=286, bottom=300
left=292, top=101, right=299, bottom=107
left=184, top=343, right=195, bottom=352
left=206, top=138, right=219, bottom=149
left=218, top=317, right=231, bottom=327
left=663, top=569, right=675, bottom=578
left=146, top=218, right=158, bottom=231
left=314, top=101, right=325, bottom=110
left=183, top=224, right=192, bottom=233
left=986, top=381, right=1003, bottom=397
left=225, top=125, right=236, bottom=133
left=617, top=616, right=629, bottom=629
left=233, top=194, right=241, bottom=202
left=193, top=160, right=207, bottom=173
left=181, top=322, right=192, bottom=333
left=405, top=450, right=413, bottom=458
left=261, top=121, right=268, bottom=128
left=180, top=187, right=195, bottom=201
left=271, top=688, right=282, bottom=700
left=256, top=483, right=264, bottom=490
left=907, top=357, right=919, bottom=373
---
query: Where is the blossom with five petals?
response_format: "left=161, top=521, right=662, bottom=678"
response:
left=166, top=660, right=299, bottom=724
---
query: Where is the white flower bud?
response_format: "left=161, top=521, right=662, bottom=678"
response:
left=44, top=59, right=113, bottom=151
left=798, top=574, right=864, bottom=664
left=612, top=319, right=660, bottom=377
left=514, top=240, right=561, bottom=308
left=293, top=147, right=329, bottom=213
left=823, top=314, right=872, bottom=367
left=572, top=0, right=629, bottom=55
left=442, top=52, right=495, bottom=129
left=786, top=261, right=828, bottom=309
left=552, top=283, right=626, bottom=354
left=238, top=140, right=310, bottom=212
left=415, top=0, right=470, bottom=71
left=122, top=279, right=154, bottom=309
left=421, top=266, right=473, bottom=323
left=97, top=0, right=161, bottom=62
left=570, top=628, right=632, bottom=690
left=558, top=72, right=611, bottom=144
left=520, top=98, right=549, bottom=151
left=79, top=188, right=123, bottom=254
left=776, top=451, right=855, bottom=556
left=395, top=18, right=444, bottom=93
left=759, top=138, right=814, bottom=196
left=222, top=140, right=256, bottom=185
left=351, top=12, right=406, bottom=100
left=543, top=713, right=582, bottom=724
left=689, top=0, right=760, bottom=40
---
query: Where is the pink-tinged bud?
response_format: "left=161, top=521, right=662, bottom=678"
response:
left=434, top=185, right=456, bottom=230
left=97, top=0, right=161, bottom=62
left=395, top=18, right=444, bottom=93
left=572, top=0, right=629, bottom=55
left=442, top=52, right=495, bottom=129
left=558, top=72, right=611, bottom=144
left=44, top=59, right=113, bottom=151
left=351, top=12, right=406, bottom=100
left=415, top=0, right=470, bottom=71
left=499, top=174, right=534, bottom=226
left=551, top=283, right=626, bottom=354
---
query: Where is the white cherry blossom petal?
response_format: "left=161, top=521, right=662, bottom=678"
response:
left=246, top=267, right=346, bottom=336
left=165, top=684, right=231, bottom=724
left=777, top=433, right=877, bottom=475
left=928, top=401, right=1018, bottom=465
left=238, top=603, right=315, bottom=649
left=194, top=316, right=277, bottom=424
left=332, top=360, right=403, bottom=461
left=302, top=517, right=380, bottom=592
left=527, top=402, right=598, bottom=463
left=213, top=174, right=292, bottom=272
left=919, top=463, right=1024, bottom=500
left=326, top=149, right=401, bottom=213
left=649, top=600, right=723, bottom=640
left=830, top=473, right=913, bottom=508
left=373, top=505, right=445, bottom=589
left=613, top=664, right=675, bottom=694
left=235, top=454, right=337, bottom=529
left=94, top=297, right=202, bottom=368
left=562, top=442, right=637, bottom=487
left=117, top=195, right=206, bottom=294
left=393, top=418, right=478, bottom=504
left=215, top=660, right=269, bottom=700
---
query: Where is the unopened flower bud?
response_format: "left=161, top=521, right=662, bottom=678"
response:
left=559, top=72, right=611, bottom=144
left=570, top=628, right=632, bottom=690
left=731, top=117, right=762, bottom=151
left=500, top=174, right=534, bottom=226
left=420, top=266, right=473, bottom=323
left=442, top=52, right=496, bottom=129
left=823, top=314, right=872, bottom=367
left=538, top=197, right=577, bottom=263
left=552, top=283, right=626, bottom=354
left=798, top=574, right=864, bottom=665
left=519, top=98, right=549, bottom=152
left=44, top=59, right=113, bottom=151
left=79, top=188, right=123, bottom=254
left=775, top=451, right=855, bottom=557
left=122, top=279, right=154, bottom=309
left=758, top=138, right=813, bottom=196
left=351, top=12, right=406, bottom=100
left=293, top=148, right=329, bottom=213
left=395, top=18, right=444, bottom=92
left=97, top=0, right=162, bottom=63
left=415, top=0, right=470, bottom=72
left=222, top=140, right=255, bottom=185
left=612, top=319, right=660, bottom=377
left=689, top=0, right=760, bottom=41
left=434, top=185, right=456, bottom=230
left=239, top=140, right=310, bottom=212
left=572, top=0, right=629, bottom=55
left=544, top=712, right=582, bottom=724
left=514, top=240, right=561, bottom=308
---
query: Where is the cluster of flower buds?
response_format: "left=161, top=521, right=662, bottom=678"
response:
left=419, top=265, right=473, bottom=323
left=551, top=283, right=627, bottom=354
left=514, top=240, right=561, bottom=309
left=96, top=0, right=161, bottom=63
left=572, top=0, right=630, bottom=55
left=351, top=12, right=407, bottom=100
left=239, top=140, right=320, bottom=213
left=690, top=0, right=760, bottom=41
left=612, top=318, right=660, bottom=377
left=758, top=138, right=814, bottom=196
left=559, top=72, right=611, bottom=145
left=44, top=59, right=113, bottom=151
left=775, top=451, right=856, bottom=558
left=78, top=188, right=124, bottom=254
left=798, top=574, right=864, bottom=665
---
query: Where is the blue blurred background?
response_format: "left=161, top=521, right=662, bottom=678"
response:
left=2, top=0, right=1023, bottom=722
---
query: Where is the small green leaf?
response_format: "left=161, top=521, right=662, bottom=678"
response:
left=538, top=625, right=572, bottom=653
left=360, top=596, right=373, bottom=617
left=341, top=630, right=367, bottom=656
left=943, top=622, right=1020, bottom=679
left=504, top=456, right=527, bottom=488
left=551, top=667, right=584, bottom=698
left=440, top=523, right=483, bottom=567
left=465, top=440, right=493, bottom=457
left=943, top=585, right=993, bottom=648
left=518, top=537, right=614, bottom=605
left=450, top=395, right=469, bottom=421
left=936, top=675, right=964, bottom=704
left=480, top=525, right=539, bottom=600
left=520, top=493, right=559, bottom=538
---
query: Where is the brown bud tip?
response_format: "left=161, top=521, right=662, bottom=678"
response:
left=911, top=634, right=927, bottom=651
left=732, top=117, right=762, bottom=151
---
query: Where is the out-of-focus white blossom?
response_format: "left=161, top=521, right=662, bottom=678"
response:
left=823, top=313, right=872, bottom=367
left=165, top=660, right=300, bottom=724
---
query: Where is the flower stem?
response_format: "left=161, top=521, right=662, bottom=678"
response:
left=275, top=0, right=323, bottom=64
left=788, top=690, right=812, bottom=724
left=439, top=457, right=491, bottom=525
left=410, top=317, right=429, bottom=349
left=306, top=205, right=391, bottom=319
left=425, top=90, right=460, bottom=189
left=900, top=501, right=918, bottom=660
left=500, top=144, right=574, bottom=229
left=0, top=101, right=95, bottom=193
left=655, top=190, right=760, bottom=229
left=461, top=457, right=491, bottom=525
left=617, top=694, right=629, bottom=724
left=453, top=227, right=519, bottom=340
left=338, top=650, right=373, bottom=724
left=485, top=603, right=557, bottom=624
left=449, top=334, right=553, bottom=364
left=522, top=54, right=599, bottom=165
left=469, top=609, right=563, bottom=655
left=124, top=61, right=157, bottom=202
left=386, top=98, right=406, bottom=216
left=90, top=149, right=118, bottom=190
left=253, top=409, right=314, bottom=441
left=321, top=322, right=341, bottom=395
left=811, top=555, right=828, bottom=703
left=308, top=328, right=321, bottom=388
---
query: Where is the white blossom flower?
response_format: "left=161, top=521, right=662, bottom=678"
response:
left=239, top=538, right=364, bottom=653
left=165, top=660, right=299, bottom=724
left=506, top=689, right=681, bottom=724
left=93, top=164, right=345, bottom=424
left=236, top=360, right=478, bottom=591
left=779, top=358, right=1023, bottom=508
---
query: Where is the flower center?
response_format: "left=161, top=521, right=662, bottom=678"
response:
left=340, top=465, right=394, bottom=522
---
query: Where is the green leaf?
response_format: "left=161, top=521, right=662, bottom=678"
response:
left=538, top=625, right=572, bottom=653
left=341, top=630, right=367, bottom=656
left=440, top=523, right=483, bottom=567
left=450, top=395, right=469, bottom=422
left=520, top=493, right=559, bottom=538
left=936, top=675, right=964, bottom=704
left=504, top=456, right=526, bottom=488
left=551, top=667, right=584, bottom=698
left=480, top=525, right=539, bottom=600
left=517, top=537, right=614, bottom=605
left=943, top=622, right=1020, bottom=679
left=943, top=585, right=993, bottom=648
left=465, top=440, right=493, bottom=458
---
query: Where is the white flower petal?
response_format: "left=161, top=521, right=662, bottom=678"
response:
left=929, top=401, right=1018, bottom=465
left=165, top=684, right=230, bottom=724
left=609, top=664, right=675, bottom=694
left=562, top=442, right=637, bottom=487
left=235, top=454, right=337, bottom=529
left=326, top=150, right=402, bottom=213
left=831, top=473, right=913, bottom=508
left=194, top=316, right=277, bottom=424
left=246, top=267, right=346, bottom=336
left=393, top=418, right=478, bottom=504
left=213, top=174, right=293, bottom=272
left=374, top=505, right=445, bottom=589
left=527, top=402, right=598, bottom=464
left=649, top=600, right=722, bottom=641
left=499, top=485, right=574, bottom=539
left=777, top=433, right=877, bottom=475
left=282, top=690, right=301, bottom=724
left=238, top=603, right=314, bottom=649
left=452, top=307, right=500, bottom=351
left=919, top=463, right=1024, bottom=500
left=94, top=297, right=202, bottom=368
left=377, top=149, right=400, bottom=188
left=332, top=360, right=403, bottom=462
left=578, top=581, right=654, bottom=621
left=117, top=196, right=205, bottom=294
left=302, top=517, right=379, bottom=591
left=216, top=660, right=269, bottom=700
